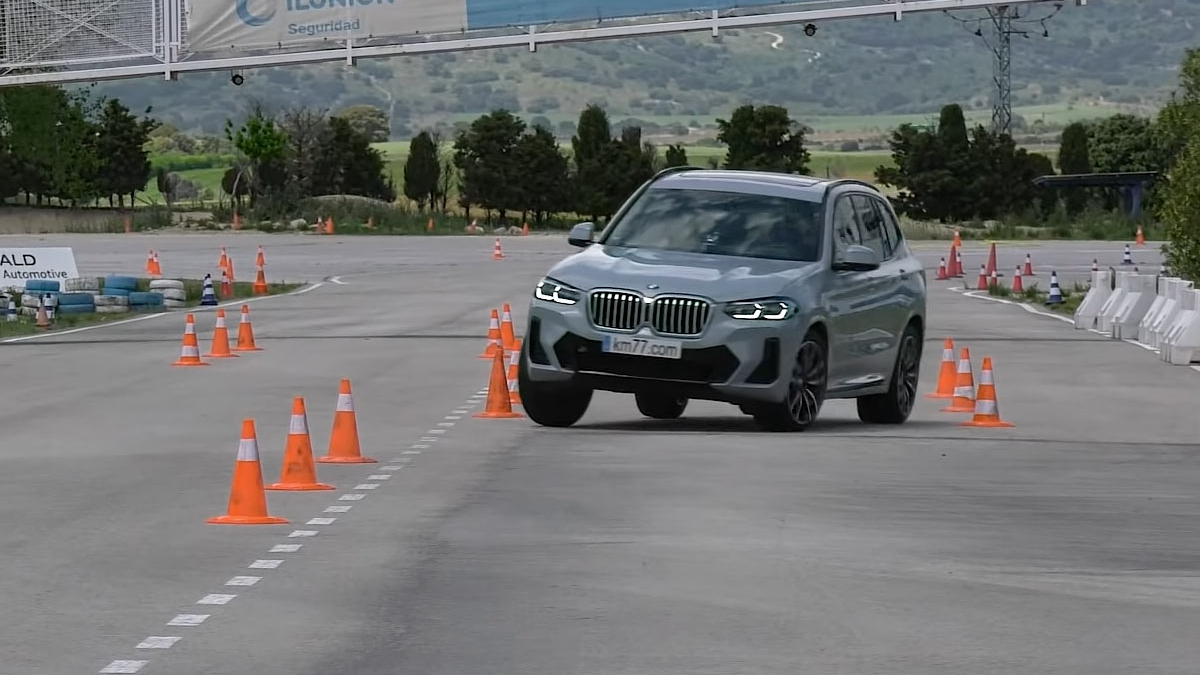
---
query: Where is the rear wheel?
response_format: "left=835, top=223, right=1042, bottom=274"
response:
left=518, top=350, right=593, bottom=427
left=857, top=323, right=922, bottom=424
left=635, top=392, right=688, bottom=419
left=750, top=330, right=827, bottom=432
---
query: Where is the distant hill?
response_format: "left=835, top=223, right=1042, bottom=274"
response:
left=96, top=0, right=1194, bottom=139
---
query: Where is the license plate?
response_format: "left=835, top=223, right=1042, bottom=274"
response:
left=601, top=334, right=683, bottom=359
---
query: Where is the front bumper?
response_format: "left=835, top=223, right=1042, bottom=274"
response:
left=524, top=298, right=802, bottom=404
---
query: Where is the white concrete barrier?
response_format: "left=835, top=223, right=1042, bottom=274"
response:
left=1137, top=276, right=1169, bottom=345
left=1111, top=273, right=1158, bottom=340
left=1095, top=271, right=1129, bottom=334
left=1162, top=288, right=1200, bottom=365
left=1150, top=279, right=1193, bottom=349
left=1074, top=270, right=1112, bottom=330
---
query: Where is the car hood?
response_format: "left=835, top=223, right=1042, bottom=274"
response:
left=546, top=245, right=822, bottom=302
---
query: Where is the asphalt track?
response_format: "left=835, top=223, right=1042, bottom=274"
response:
left=3, top=234, right=1198, bottom=675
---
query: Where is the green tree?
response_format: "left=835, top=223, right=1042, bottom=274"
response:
left=876, top=123, right=960, bottom=222
left=664, top=144, right=689, bottom=168
left=225, top=110, right=289, bottom=205
left=279, top=106, right=332, bottom=198
left=936, top=103, right=969, bottom=155
left=513, top=125, right=570, bottom=225
left=1058, top=122, right=1092, bottom=215
left=1088, top=114, right=1163, bottom=174
left=610, top=126, right=657, bottom=206
left=404, top=130, right=441, bottom=209
left=572, top=104, right=617, bottom=222
left=1158, top=49, right=1200, bottom=281
left=716, top=104, right=810, bottom=174
left=1157, top=48, right=1200, bottom=169
left=319, top=116, right=395, bottom=200
left=335, top=105, right=390, bottom=143
left=454, top=110, right=525, bottom=222
left=95, top=99, right=158, bottom=208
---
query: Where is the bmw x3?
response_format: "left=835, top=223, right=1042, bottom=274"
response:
left=518, top=167, right=927, bottom=431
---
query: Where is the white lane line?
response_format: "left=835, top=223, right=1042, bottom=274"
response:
left=225, top=576, right=261, bottom=586
left=166, top=614, right=209, bottom=626
left=367, top=474, right=391, bottom=480
left=288, top=530, right=318, bottom=538
left=354, top=483, right=379, bottom=490
left=428, top=429, right=447, bottom=435
left=248, top=559, right=283, bottom=569
left=270, top=544, right=302, bottom=553
left=437, top=422, right=455, bottom=427
left=452, top=409, right=471, bottom=414
left=338, top=493, right=365, bottom=501
left=402, top=450, right=422, bottom=454
left=324, top=505, right=352, bottom=513
left=380, top=465, right=405, bottom=471
left=100, top=660, right=148, bottom=673
left=308, top=516, right=339, bottom=523
left=4, top=281, right=325, bottom=343
left=958, top=288, right=1074, bottom=324
left=444, top=415, right=463, bottom=420
left=328, top=276, right=348, bottom=285
left=419, top=438, right=438, bottom=443
left=136, top=637, right=181, bottom=649
left=197, top=594, right=236, bottom=605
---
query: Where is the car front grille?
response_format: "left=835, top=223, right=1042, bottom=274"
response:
left=588, top=290, right=712, bottom=336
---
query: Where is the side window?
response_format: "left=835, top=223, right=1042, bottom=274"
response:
left=873, top=198, right=904, bottom=256
left=851, top=194, right=892, bottom=261
left=831, top=196, right=862, bottom=261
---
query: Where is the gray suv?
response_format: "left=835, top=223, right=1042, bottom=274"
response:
left=518, top=167, right=927, bottom=431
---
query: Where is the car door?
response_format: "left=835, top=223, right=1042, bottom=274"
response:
left=824, top=192, right=882, bottom=391
left=872, top=196, right=923, bottom=327
left=846, top=193, right=902, bottom=382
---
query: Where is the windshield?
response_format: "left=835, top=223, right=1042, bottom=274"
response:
left=601, top=187, right=823, bottom=262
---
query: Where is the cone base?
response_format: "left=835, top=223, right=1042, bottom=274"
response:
left=207, top=514, right=289, bottom=525
left=925, top=392, right=953, bottom=399
left=233, top=346, right=263, bottom=352
left=267, top=482, right=336, bottom=491
left=206, top=353, right=240, bottom=358
left=961, top=419, right=1015, bottom=428
left=172, top=360, right=210, bottom=367
left=317, top=455, right=377, bottom=464
left=940, top=404, right=975, bottom=413
left=474, top=410, right=525, bottom=419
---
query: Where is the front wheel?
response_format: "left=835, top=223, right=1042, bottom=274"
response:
left=857, top=323, right=922, bottom=424
left=750, top=330, right=827, bottom=432
left=635, top=392, right=688, bottom=419
left=518, top=350, right=593, bottom=427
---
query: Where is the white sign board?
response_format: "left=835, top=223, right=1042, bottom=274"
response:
left=0, top=248, right=81, bottom=291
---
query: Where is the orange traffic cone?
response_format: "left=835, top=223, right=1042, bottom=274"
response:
left=256, top=245, right=265, bottom=268
left=985, top=242, right=998, bottom=277
left=233, top=304, right=262, bottom=352
left=219, top=247, right=229, bottom=272
left=208, top=419, right=289, bottom=525
left=522, top=222, right=530, bottom=236
left=173, top=313, right=209, bottom=366
left=475, top=349, right=524, bottom=419
left=232, top=211, right=242, bottom=231
left=1136, top=224, right=1145, bottom=247
left=479, top=308, right=502, bottom=359
left=153, top=251, right=162, bottom=277
left=1023, top=253, right=1035, bottom=276
left=227, top=257, right=236, bottom=282
left=935, top=257, right=949, bottom=280
left=268, top=397, right=335, bottom=490
left=252, top=264, right=268, bottom=295
left=925, top=338, right=956, bottom=399
left=1011, top=265, right=1024, bottom=293
left=35, top=300, right=51, bottom=330
left=492, top=238, right=504, bottom=260
left=221, top=268, right=232, bottom=298
left=508, top=338, right=523, bottom=401
left=941, top=348, right=976, bottom=413
left=954, top=247, right=965, bottom=277
left=499, top=302, right=518, bottom=351
left=146, top=250, right=156, bottom=276
left=953, top=229, right=962, bottom=248
left=325, top=216, right=335, bottom=235
left=976, top=264, right=988, bottom=291
left=960, top=357, right=1014, bottom=428
left=948, top=244, right=961, bottom=277
left=318, top=379, right=376, bottom=463
left=427, top=217, right=435, bottom=232
left=206, top=308, right=239, bottom=358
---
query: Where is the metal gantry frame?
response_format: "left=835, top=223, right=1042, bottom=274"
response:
left=0, top=0, right=1087, bottom=88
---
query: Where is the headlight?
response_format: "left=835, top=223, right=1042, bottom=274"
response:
left=723, top=298, right=797, bottom=320
left=534, top=278, right=582, bottom=305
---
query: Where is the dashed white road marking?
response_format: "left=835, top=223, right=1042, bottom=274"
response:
left=402, top=450, right=422, bottom=454
left=419, top=437, right=438, bottom=443
left=324, top=505, right=352, bottom=513
left=452, top=409, right=471, bottom=414
left=197, top=594, right=236, bottom=605
left=100, top=660, right=148, bottom=673
left=367, top=474, right=391, bottom=480
left=437, top=422, right=455, bottom=427
left=428, top=429, right=447, bottom=435
left=380, top=465, right=405, bottom=471
left=136, top=637, right=181, bottom=649
left=308, top=516, right=339, bottom=523
left=413, top=443, right=432, bottom=447
left=354, top=483, right=379, bottom=490
left=338, top=493, right=365, bottom=501
left=167, top=614, right=209, bottom=626
left=225, top=576, right=261, bottom=586
left=248, top=559, right=283, bottom=569
left=329, top=276, right=349, bottom=285
left=288, top=530, right=318, bottom=538
left=270, top=544, right=303, bottom=553
left=444, top=415, right=463, bottom=420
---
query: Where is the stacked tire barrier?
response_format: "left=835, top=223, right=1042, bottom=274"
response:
left=99, top=275, right=139, bottom=314
left=149, top=279, right=187, bottom=309
left=20, top=279, right=60, bottom=316
left=57, top=292, right=96, bottom=315
left=1074, top=270, right=1200, bottom=365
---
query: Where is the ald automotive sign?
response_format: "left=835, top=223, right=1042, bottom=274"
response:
left=0, top=248, right=80, bottom=290
left=186, top=0, right=786, bottom=51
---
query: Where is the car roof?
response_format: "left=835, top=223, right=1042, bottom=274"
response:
left=649, top=169, right=878, bottom=202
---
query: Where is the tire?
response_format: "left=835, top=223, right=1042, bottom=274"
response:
left=58, top=292, right=95, bottom=306
left=149, top=279, right=184, bottom=291
left=163, top=298, right=186, bottom=309
left=128, top=291, right=163, bottom=306
left=102, top=286, right=131, bottom=297
left=635, top=392, right=688, bottom=419
left=94, top=294, right=130, bottom=306
left=857, top=322, right=923, bottom=425
left=64, top=277, right=99, bottom=292
left=96, top=305, right=130, bottom=314
left=750, top=329, right=828, bottom=432
left=103, top=275, right=139, bottom=291
left=57, top=304, right=95, bottom=315
left=517, top=348, right=592, bottom=427
left=159, top=288, right=186, bottom=302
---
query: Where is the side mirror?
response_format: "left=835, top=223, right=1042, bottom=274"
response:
left=568, top=222, right=595, bottom=248
left=832, top=244, right=881, bottom=272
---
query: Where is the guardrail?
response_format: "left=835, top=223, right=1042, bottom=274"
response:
left=1075, top=270, right=1200, bottom=366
